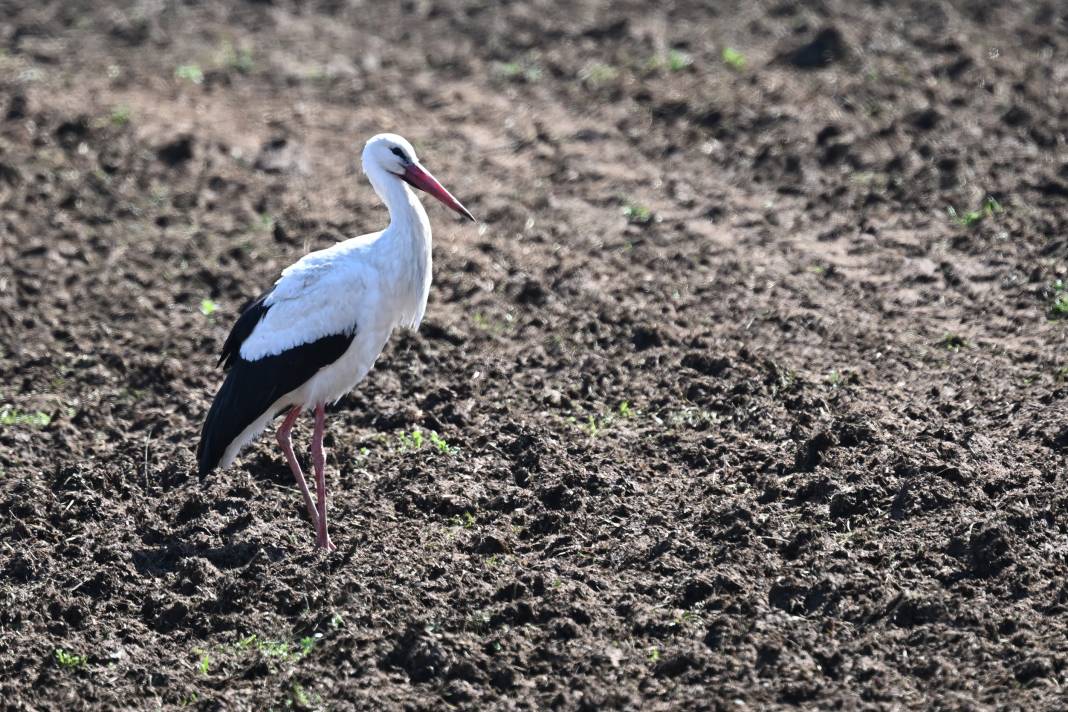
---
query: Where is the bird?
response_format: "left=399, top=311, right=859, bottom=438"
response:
left=196, top=133, right=474, bottom=550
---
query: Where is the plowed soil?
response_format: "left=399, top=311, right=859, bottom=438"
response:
left=1, top=1, right=1067, bottom=709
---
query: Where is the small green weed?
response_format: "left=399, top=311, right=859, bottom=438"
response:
left=472, top=311, right=514, bottom=335
left=449, top=511, right=476, bottom=529
left=1053, top=293, right=1068, bottom=316
left=219, top=41, right=253, bottom=74
left=495, top=60, right=541, bottom=82
left=722, top=47, right=746, bottom=71
left=656, top=407, right=719, bottom=429
left=648, top=647, right=661, bottom=663
left=398, top=429, right=424, bottom=450
left=676, top=610, right=701, bottom=627
left=940, top=333, right=969, bottom=351
left=580, top=62, right=619, bottom=87
left=54, top=649, right=85, bottom=668
left=234, top=633, right=310, bottom=662
left=109, top=104, right=131, bottom=126
left=429, top=431, right=455, bottom=454
left=667, top=49, right=693, bottom=71
left=200, top=298, right=218, bottom=316
left=195, top=650, right=211, bottom=675
left=175, top=64, right=204, bottom=84
left=1050, top=280, right=1068, bottom=317
left=568, top=401, right=643, bottom=439
left=399, top=428, right=456, bottom=455
left=947, top=196, right=1001, bottom=228
left=291, top=683, right=315, bottom=708
left=584, top=415, right=602, bottom=438
left=648, top=49, right=694, bottom=72
left=0, top=406, right=51, bottom=428
left=622, top=202, right=654, bottom=225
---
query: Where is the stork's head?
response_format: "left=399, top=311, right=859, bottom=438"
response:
left=362, top=133, right=475, bottom=221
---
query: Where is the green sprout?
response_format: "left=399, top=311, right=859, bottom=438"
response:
left=722, top=47, right=746, bottom=71
left=940, top=333, right=969, bottom=351
left=200, top=298, right=218, bottom=316
left=0, top=406, right=51, bottom=427
left=567, top=406, right=634, bottom=438
left=399, top=429, right=424, bottom=449
left=1051, top=280, right=1068, bottom=317
left=580, top=62, right=619, bottom=87
left=948, top=197, right=1002, bottom=228
left=648, top=49, right=694, bottom=72
left=291, top=683, right=312, bottom=707
left=195, top=650, right=211, bottom=675
left=429, top=431, right=455, bottom=454
left=220, top=41, right=254, bottom=74
left=667, top=49, right=693, bottom=71
left=471, top=311, right=514, bottom=335
left=584, top=415, right=601, bottom=438
left=399, top=429, right=456, bottom=454
left=54, top=649, right=85, bottom=668
left=261, top=640, right=293, bottom=658
left=622, top=202, right=654, bottom=225
left=175, top=64, right=204, bottom=84
left=1053, top=295, right=1068, bottom=317
left=233, top=633, right=315, bottom=662
left=648, top=647, right=661, bottom=663
left=110, top=104, right=131, bottom=126
left=495, top=60, right=541, bottom=82
left=450, top=511, right=476, bottom=529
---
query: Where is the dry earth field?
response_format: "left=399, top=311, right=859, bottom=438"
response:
left=1, top=0, right=1067, bottom=709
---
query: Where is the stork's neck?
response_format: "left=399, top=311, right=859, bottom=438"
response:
left=366, top=163, right=431, bottom=245
left=364, top=162, right=433, bottom=329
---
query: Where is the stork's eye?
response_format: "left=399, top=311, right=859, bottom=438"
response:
left=390, top=147, right=409, bottom=162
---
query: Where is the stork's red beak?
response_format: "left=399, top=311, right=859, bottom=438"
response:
left=401, top=163, right=475, bottom=222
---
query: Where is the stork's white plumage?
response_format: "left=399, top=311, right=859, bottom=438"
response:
left=197, top=133, right=473, bottom=550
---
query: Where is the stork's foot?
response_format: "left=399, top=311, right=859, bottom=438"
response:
left=315, top=532, right=336, bottom=551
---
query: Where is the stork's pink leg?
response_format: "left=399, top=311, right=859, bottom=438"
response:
left=276, top=405, right=320, bottom=536
left=311, top=403, right=335, bottom=551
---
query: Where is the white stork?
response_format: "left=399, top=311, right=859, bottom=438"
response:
left=197, top=133, right=474, bottom=550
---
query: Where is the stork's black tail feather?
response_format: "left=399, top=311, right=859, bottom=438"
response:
left=197, top=364, right=270, bottom=478
left=197, top=331, right=358, bottom=478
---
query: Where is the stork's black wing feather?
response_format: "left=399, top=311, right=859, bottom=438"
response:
left=218, top=292, right=272, bottom=370
left=197, top=332, right=356, bottom=478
